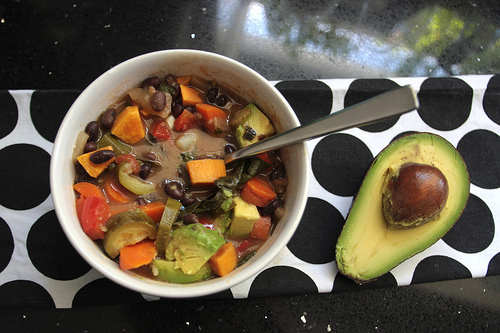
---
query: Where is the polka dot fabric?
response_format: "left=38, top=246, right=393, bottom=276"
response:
left=0, top=75, right=499, bottom=307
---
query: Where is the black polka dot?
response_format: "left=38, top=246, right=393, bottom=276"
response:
left=0, top=280, right=55, bottom=307
left=275, top=80, right=333, bottom=125
left=27, top=210, right=91, bottom=280
left=312, top=133, right=373, bottom=196
left=0, top=144, right=50, bottom=210
left=411, top=256, right=471, bottom=284
left=72, top=278, right=147, bottom=307
left=483, top=75, right=500, bottom=125
left=457, top=130, right=500, bottom=189
left=344, top=79, right=401, bottom=132
left=487, top=252, right=500, bottom=276
left=248, top=266, right=317, bottom=298
left=288, top=198, right=343, bottom=264
left=417, top=78, right=472, bottom=131
left=0, top=217, right=14, bottom=273
left=442, top=194, right=494, bottom=253
left=0, top=91, right=18, bottom=139
left=333, top=271, right=397, bottom=291
left=31, top=90, right=81, bottom=143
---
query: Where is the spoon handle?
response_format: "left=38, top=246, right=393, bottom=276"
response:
left=224, top=85, right=419, bottom=164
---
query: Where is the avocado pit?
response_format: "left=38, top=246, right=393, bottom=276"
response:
left=382, top=162, right=449, bottom=229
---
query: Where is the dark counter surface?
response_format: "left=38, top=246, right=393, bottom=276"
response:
left=2, top=1, right=500, bottom=331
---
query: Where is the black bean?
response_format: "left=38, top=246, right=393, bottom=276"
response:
left=85, top=121, right=100, bottom=142
left=143, top=151, right=157, bottom=161
left=139, top=163, right=152, bottom=179
left=215, top=94, right=227, bottom=106
left=101, top=108, right=116, bottom=129
left=224, top=133, right=235, bottom=143
left=142, top=76, right=161, bottom=89
left=258, top=198, right=283, bottom=216
left=185, top=105, right=197, bottom=114
left=269, top=164, right=286, bottom=180
left=183, top=213, right=199, bottom=225
left=165, top=74, right=177, bottom=86
left=171, top=83, right=181, bottom=100
left=164, top=181, right=184, bottom=200
left=172, top=100, right=184, bottom=118
left=206, top=88, right=218, bottom=103
left=243, top=126, right=257, bottom=140
left=181, top=197, right=198, bottom=206
left=75, top=173, right=90, bottom=183
left=136, top=197, right=147, bottom=206
left=224, top=144, right=236, bottom=154
left=151, top=91, right=166, bottom=111
left=83, top=141, right=97, bottom=153
left=89, top=149, right=114, bottom=164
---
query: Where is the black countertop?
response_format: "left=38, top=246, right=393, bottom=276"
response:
left=2, top=1, right=500, bottom=331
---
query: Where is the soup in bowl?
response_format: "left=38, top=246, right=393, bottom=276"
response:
left=50, top=50, right=309, bottom=298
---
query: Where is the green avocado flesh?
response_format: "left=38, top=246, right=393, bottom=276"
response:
left=335, top=133, right=470, bottom=283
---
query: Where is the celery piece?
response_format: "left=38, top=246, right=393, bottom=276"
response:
left=156, top=197, right=182, bottom=256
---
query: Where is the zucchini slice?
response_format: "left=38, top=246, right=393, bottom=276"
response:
left=104, top=209, right=157, bottom=259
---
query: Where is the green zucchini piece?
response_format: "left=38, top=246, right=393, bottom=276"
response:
left=116, top=162, right=156, bottom=195
left=151, top=260, right=213, bottom=284
left=104, top=209, right=157, bottom=259
left=155, top=197, right=182, bottom=256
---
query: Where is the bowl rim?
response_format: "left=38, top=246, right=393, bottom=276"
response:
left=50, top=49, right=310, bottom=298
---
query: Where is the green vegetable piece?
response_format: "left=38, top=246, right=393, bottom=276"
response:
left=104, top=209, right=157, bottom=259
left=213, top=210, right=232, bottom=234
left=156, top=197, right=182, bottom=256
left=116, top=162, right=156, bottom=195
left=98, top=132, right=133, bottom=155
left=151, top=260, right=213, bottom=284
left=165, top=223, right=225, bottom=275
left=233, top=103, right=275, bottom=148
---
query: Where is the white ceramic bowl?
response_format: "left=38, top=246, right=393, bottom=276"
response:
left=50, top=50, right=310, bottom=298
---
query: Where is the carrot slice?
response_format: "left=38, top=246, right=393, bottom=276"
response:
left=209, top=242, right=237, bottom=277
left=139, top=201, right=165, bottom=224
left=104, top=177, right=134, bottom=203
left=249, top=216, right=272, bottom=239
left=73, top=182, right=105, bottom=199
left=119, top=239, right=157, bottom=271
left=240, top=177, right=277, bottom=207
left=186, top=159, right=227, bottom=186
left=180, top=84, right=203, bottom=106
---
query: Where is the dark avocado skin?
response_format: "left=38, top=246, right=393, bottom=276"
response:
left=335, top=133, right=470, bottom=283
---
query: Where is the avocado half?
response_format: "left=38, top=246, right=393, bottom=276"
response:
left=335, top=132, right=470, bottom=283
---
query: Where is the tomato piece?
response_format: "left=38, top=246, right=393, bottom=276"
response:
left=80, top=196, right=111, bottom=240
left=237, top=239, right=251, bottom=253
left=249, top=216, right=271, bottom=240
left=174, top=109, right=199, bottom=131
left=114, top=154, right=140, bottom=175
left=149, top=120, right=172, bottom=141
left=257, top=152, right=271, bottom=164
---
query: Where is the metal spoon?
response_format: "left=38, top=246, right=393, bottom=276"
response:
left=224, top=85, right=419, bottom=164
